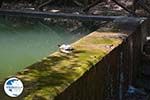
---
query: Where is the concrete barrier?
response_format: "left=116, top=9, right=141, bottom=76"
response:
left=0, top=21, right=144, bottom=100
left=55, top=24, right=143, bottom=100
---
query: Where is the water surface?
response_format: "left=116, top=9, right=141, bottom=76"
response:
left=0, top=18, right=88, bottom=79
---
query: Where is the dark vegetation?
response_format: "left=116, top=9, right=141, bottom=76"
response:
left=0, top=0, right=150, bottom=17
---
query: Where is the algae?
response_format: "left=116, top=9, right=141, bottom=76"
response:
left=1, top=31, right=123, bottom=100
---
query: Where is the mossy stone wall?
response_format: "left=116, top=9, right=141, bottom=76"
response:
left=0, top=22, right=143, bottom=100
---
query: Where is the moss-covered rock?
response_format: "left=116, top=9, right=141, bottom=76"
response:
left=0, top=31, right=123, bottom=100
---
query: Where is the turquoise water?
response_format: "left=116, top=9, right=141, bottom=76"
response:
left=0, top=18, right=88, bottom=79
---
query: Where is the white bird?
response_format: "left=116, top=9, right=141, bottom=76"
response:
left=58, top=44, right=74, bottom=54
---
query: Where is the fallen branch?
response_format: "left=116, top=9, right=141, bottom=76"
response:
left=73, top=0, right=84, bottom=7
left=83, top=0, right=102, bottom=12
left=0, top=9, right=145, bottom=21
left=111, top=0, right=136, bottom=16
left=37, top=0, right=53, bottom=10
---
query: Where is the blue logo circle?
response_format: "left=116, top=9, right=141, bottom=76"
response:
left=4, top=77, right=24, bottom=97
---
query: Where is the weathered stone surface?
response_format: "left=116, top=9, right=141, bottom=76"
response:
left=0, top=31, right=123, bottom=100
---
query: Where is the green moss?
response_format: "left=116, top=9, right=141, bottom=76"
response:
left=90, top=38, right=114, bottom=44
left=13, top=31, right=123, bottom=100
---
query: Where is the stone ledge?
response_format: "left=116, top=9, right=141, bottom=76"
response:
left=0, top=31, right=124, bottom=100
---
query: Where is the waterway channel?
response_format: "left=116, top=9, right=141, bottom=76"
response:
left=0, top=17, right=89, bottom=79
